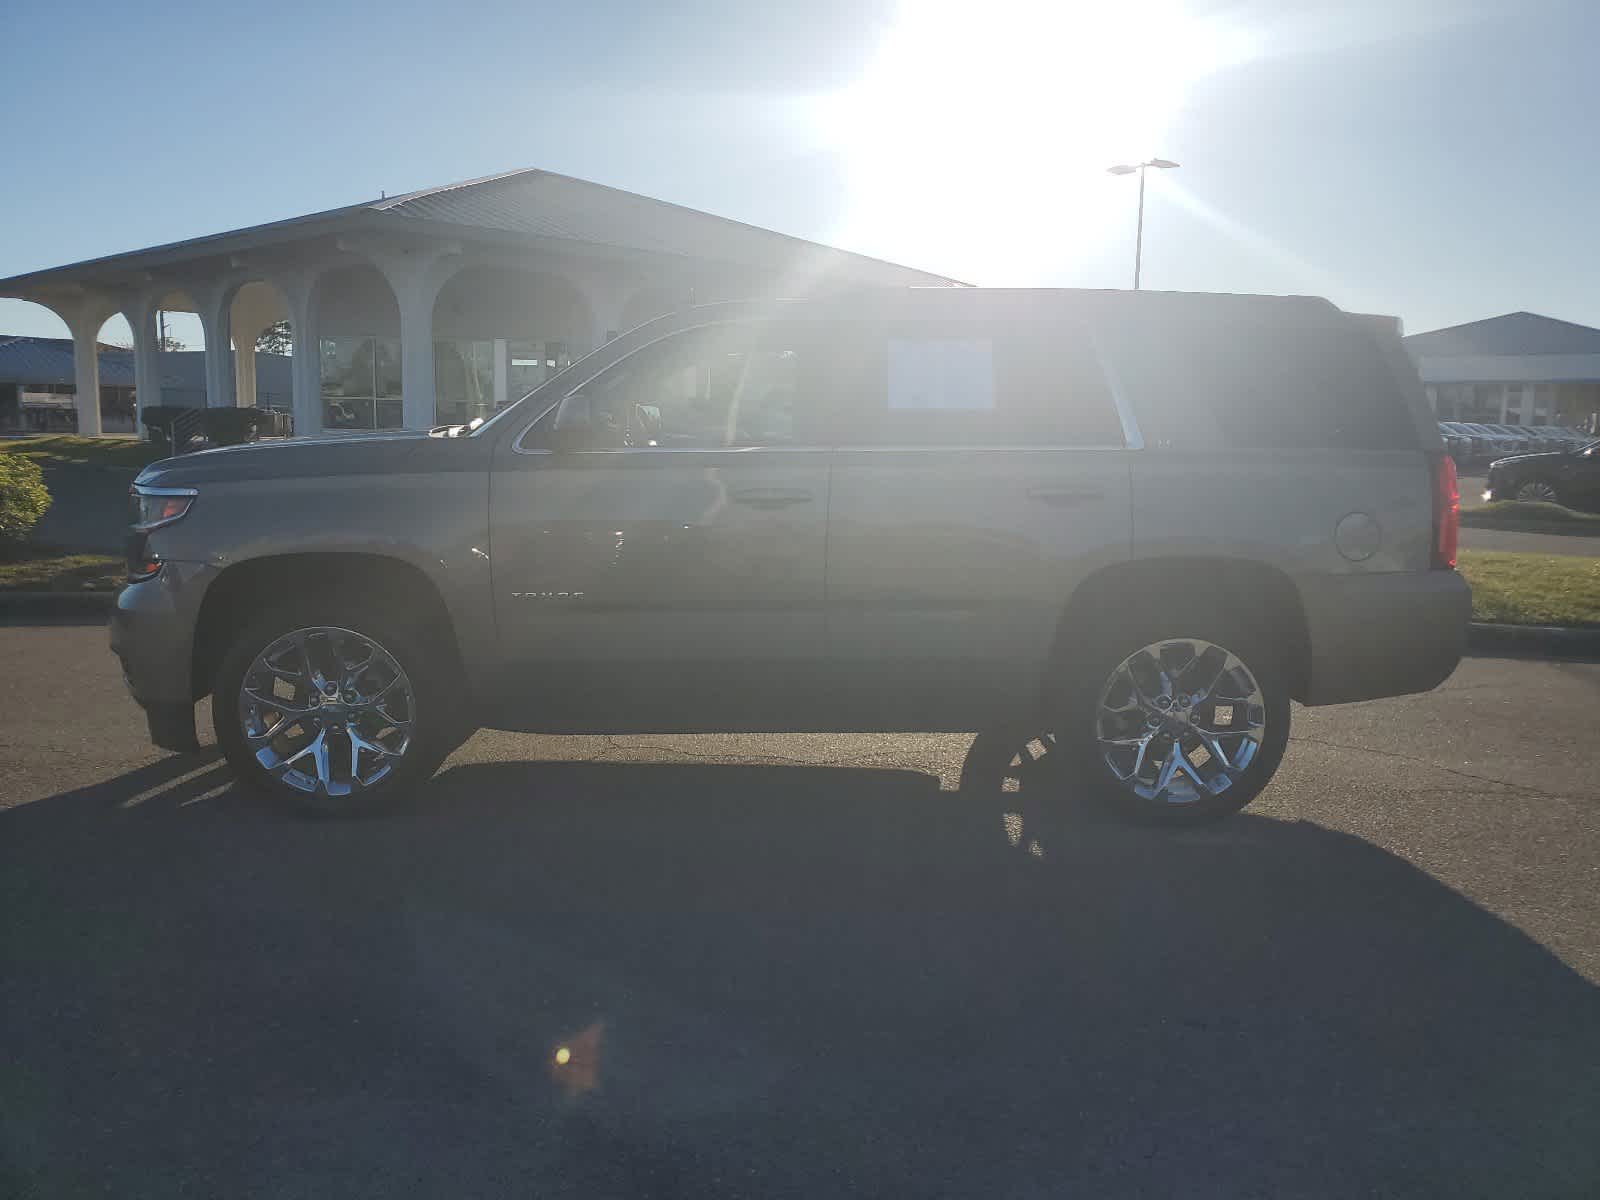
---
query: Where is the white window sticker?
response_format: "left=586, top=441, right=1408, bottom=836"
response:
left=887, top=339, right=995, bottom=411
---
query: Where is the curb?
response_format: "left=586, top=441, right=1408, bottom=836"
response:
left=0, top=590, right=119, bottom=618
left=1466, top=621, right=1600, bottom=660
left=1459, top=521, right=1600, bottom=539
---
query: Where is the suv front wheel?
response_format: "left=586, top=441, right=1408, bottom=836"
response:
left=213, top=601, right=459, bottom=816
left=1058, top=611, right=1291, bottom=824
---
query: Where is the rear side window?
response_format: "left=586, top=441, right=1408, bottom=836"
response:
left=1109, top=311, right=1416, bottom=452
left=834, top=321, right=1124, bottom=447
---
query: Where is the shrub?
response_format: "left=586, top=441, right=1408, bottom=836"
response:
left=0, top=453, right=51, bottom=544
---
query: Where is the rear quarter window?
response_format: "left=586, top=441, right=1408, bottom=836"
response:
left=1108, top=310, right=1417, bottom=452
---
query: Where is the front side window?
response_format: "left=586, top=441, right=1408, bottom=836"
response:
left=575, top=324, right=812, bottom=449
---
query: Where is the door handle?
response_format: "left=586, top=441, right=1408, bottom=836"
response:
left=1026, top=485, right=1104, bottom=508
left=731, top=487, right=814, bottom=510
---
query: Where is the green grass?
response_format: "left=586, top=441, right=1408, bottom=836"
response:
left=0, top=546, right=123, bottom=591
left=1460, top=499, right=1600, bottom=534
left=1457, top=550, right=1600, bottom=627
left=3, top=544, right=1595, bottom=624
left=0, top=435, right=163, bottom=470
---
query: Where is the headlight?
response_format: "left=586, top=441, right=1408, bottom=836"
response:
left=130, top=485, right=197, bottom=531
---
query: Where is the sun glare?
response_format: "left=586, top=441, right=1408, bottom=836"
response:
left=816, top=0, right=1257, bottom=282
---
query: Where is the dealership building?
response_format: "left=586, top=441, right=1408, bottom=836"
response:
left=1404, top=311, right=1600, bottom=432
left=0, top=169, right=958, bottom=438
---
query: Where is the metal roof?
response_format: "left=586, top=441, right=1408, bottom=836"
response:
left=1403, top=311, right=1600, bottom=358
left=370, top=169, right=963, bottom=285
left=0, top=168, right=964, bottom=294
left=0, top=337, right=291, bottom=394
left=0, top=337, right=134, bottom=387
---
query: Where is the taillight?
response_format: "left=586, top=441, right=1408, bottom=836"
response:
left=1431, top=452, right=1459, bottom=569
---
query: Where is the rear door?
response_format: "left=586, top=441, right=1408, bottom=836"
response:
left=488, top=318, right=832, bottom=729
left=821, top=300, right=1133, bottom=728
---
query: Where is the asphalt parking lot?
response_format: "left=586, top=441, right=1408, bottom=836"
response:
left=3, top=622, right=1599, bottom=1198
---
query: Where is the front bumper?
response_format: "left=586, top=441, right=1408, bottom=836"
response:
left=108, top=560, right=216, bottom=709
left=1298, top=569, right=1471, bottom=706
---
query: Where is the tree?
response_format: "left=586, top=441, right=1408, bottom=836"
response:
left=255, top=320, right=292, bottom=356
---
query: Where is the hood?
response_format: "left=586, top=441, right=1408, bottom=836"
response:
left=133, top=430, right=482, bottom=487
left=1488, top=451, right=1568, bottom=471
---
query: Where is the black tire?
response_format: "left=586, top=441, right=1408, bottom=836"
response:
left=213, top=594, right=464, bottom=817
left=1513, top=478, right=1564, bottom=506
left=1052, top=600, right=1291, bottom=826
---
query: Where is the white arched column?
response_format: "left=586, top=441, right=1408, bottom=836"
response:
left=120, top=295, right=163, bottom=437
left=273, top=268, right=323, bottom=437
left=68, top=319, right=104, bottom=437
left=42, top=293, right=119, bottom=437
left=195, top=283, right=235, bottom=409
left=231, top=321, right=259, bottom=409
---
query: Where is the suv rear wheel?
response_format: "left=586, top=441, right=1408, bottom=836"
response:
left=1057, top=609, right=1291, bottom=824
left=213, top=600, right=459, bottom=816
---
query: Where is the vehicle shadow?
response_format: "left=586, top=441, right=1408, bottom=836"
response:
left=3, top=739, right=1598, bottom=1199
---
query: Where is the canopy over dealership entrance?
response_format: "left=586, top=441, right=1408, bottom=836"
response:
left=0, top=169, right=960, bottom=437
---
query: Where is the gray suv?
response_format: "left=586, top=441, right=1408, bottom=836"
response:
left=112, top=289, right=1469, bottom=822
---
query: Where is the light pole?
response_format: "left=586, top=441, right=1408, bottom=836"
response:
left=1107, top=158, right=1179, bottom=290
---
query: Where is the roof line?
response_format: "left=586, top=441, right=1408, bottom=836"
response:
left=423, top=166, right=970, bottom=286
left=0, top=202, right=382, bottom=292
left=368, top=166, right=545, bottom=212
left=1406, top=309, right=1600, bottom=340
left=1, top=165, right=969, bottom=292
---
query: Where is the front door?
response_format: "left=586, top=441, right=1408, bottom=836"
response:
left=488, top=319, right=832, bottom=730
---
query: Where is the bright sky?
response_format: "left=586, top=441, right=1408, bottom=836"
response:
left=2, top=0, right=1594, bottom=344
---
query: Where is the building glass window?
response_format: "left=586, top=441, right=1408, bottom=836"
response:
left=1502, top=384, right=1524, bottom=424
left=320, top=336, right=401, bottom=430
left=508, top=340, right=572, bottom=404
left=434, top=339, right=496, bottom=425
left=1531, top=385, right=1554, bottom=424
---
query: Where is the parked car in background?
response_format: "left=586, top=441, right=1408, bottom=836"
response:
left=1469, top=424, right=1519, bottom=458
left=1437, top=422, right=1472, bottom=463
left=1535, top=425, right=1592, bottom=451
left=1447, top=422, right=1499, bottom=464
left=1481, top=424, right=1528, bottom=456
left=111, top=289, right=1470, bottom=826
left=1485, top=438, right=1600, bottom=509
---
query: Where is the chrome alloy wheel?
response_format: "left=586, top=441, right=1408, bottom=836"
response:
left=238, top=626, right=416, bottom=796
left=1515, top=480, right=1559, bottom=503
left=1094, top=638, right=1266, bottom=806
